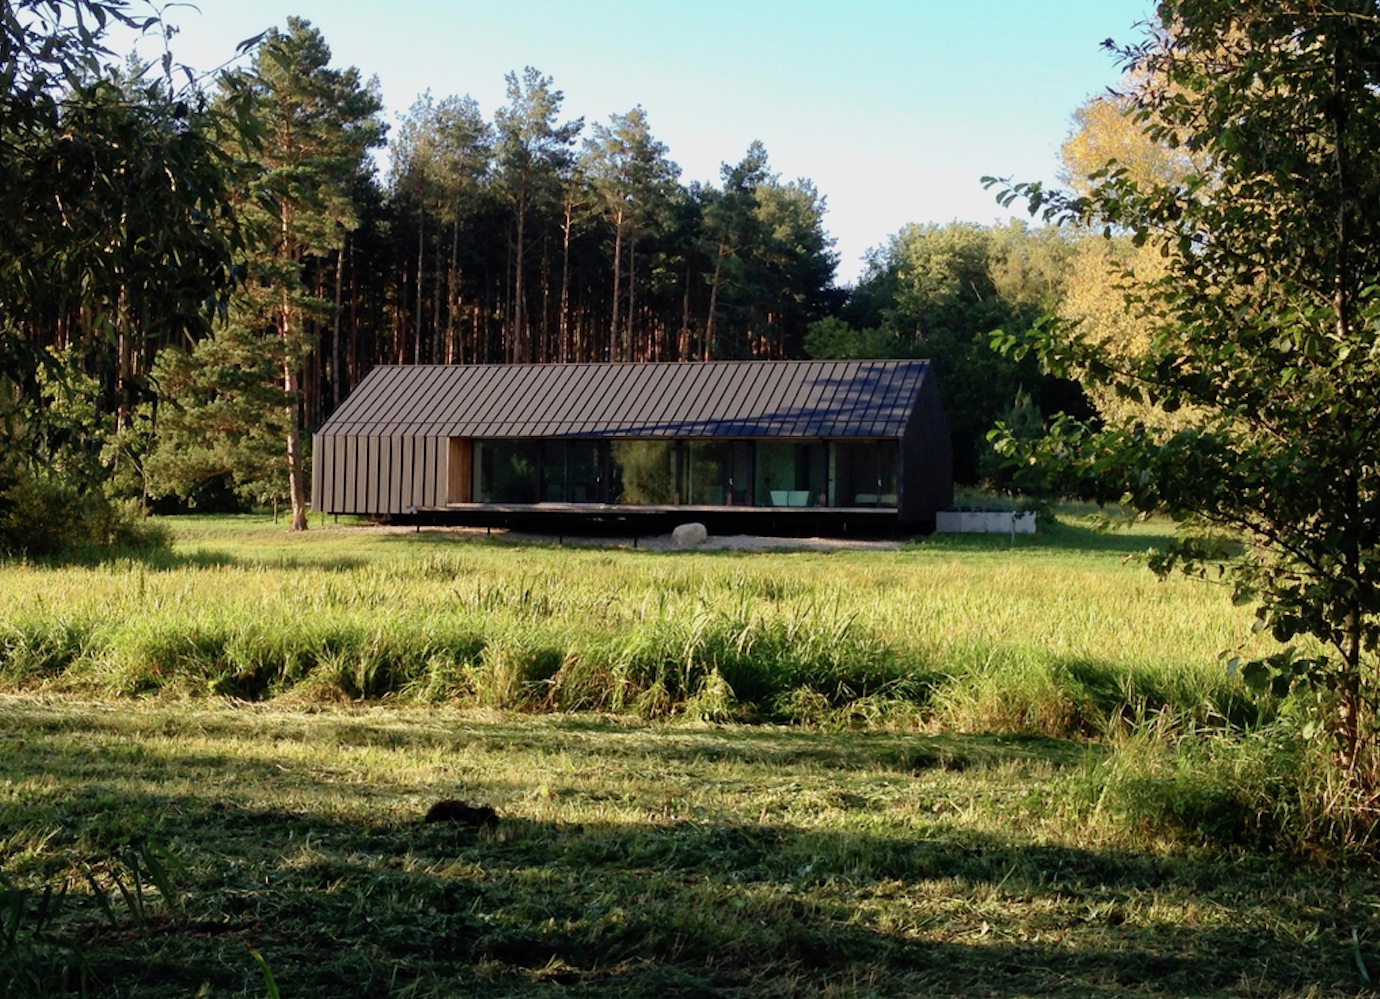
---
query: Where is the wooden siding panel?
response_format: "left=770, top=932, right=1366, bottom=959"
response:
left=310, top=434, right=325, bottom=513
left=387, top=436, right=404, bottom=513
left=409, top=436, right=424, bottom=509
left=364, top=436, right=379, bottom=514
left=333, top=436, right=348, bottom=514
left=448, top=438, right=472, bottom=503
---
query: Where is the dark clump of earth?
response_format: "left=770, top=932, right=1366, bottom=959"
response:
left=423, top=799, right=499, bottom=827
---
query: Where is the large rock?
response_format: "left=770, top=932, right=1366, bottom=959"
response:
left=671, top=522, right=708, bottom=548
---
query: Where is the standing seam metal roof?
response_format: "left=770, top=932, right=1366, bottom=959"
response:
left=317, top=360, right=935, bottom=439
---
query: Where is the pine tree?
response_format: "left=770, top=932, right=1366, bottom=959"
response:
left=583, top=107, right=680, bottom=361
left=492, top=68, right=581, bottom=362
left=164, top=18, right=384, bottom=529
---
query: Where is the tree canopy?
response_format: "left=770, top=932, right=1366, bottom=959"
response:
left=814, top=220, right=1084, bottom=483
left=0, top=1, right=244, bottom=551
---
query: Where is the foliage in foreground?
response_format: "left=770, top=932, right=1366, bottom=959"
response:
left=1, top=700, right=1378, bottom=998
left=991, top=1, right=1380, bottom=801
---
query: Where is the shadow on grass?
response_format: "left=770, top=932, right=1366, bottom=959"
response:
left=1, top=776, right=1370, bottom=999
left=12, top=548, right=377, bottom=577
left=22, top=546, right=241, bottom=571
left=7, top=704, right=1093, bottom=776
left=918, top=515, right=1182, bottom=559
left=3, top=701, right=1370, bottom=997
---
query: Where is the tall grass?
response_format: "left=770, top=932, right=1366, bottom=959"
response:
left=0, top=513, right=1279, bottom=737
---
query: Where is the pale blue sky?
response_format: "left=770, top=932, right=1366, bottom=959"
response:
left=114, top=1, right=1153, bottom=283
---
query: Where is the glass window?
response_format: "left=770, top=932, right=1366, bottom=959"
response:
left=540, top=441, right=565, bottom=502
left=610, top=441, right=677, bottom=505
left=755, top=442, right=826, bottom=507
left=685, top=441, right=751, bottom=505
left=537, top=441, right=605, bottom=503
left=687, top=441, right=731, bottom=505
left=830, top=441, right=898, bottom=508
left=474, top=440, right=540, bottom=503
left=564, top=441, right=602, bottom=503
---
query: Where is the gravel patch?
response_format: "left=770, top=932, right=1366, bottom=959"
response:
left=361, top=523, right=904, bottom=552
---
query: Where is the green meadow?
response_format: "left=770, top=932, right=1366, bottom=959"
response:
left=0, top=513, right=1270, bottom=729
left=2, top=513, right=1375, bottom=997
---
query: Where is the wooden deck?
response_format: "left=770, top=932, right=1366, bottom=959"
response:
left=384, top=502, right=919, bottom=539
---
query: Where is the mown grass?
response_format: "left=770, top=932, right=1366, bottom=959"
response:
left=2, top=698, right=1377, bottom=998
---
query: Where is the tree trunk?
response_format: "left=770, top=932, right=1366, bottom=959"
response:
left=332, top=232, right=345, bottom=411
left=274, top=193, right=309, bottom=532
left=627, top=238, right=637, bottom=361
left=513, top=189, right=528, bottom=362
left=432, top=239, right=443, bottom=364
left=609, top=215, right=624, bottom=362
left=448, top=221, right=460, bottom=364
left=679, top=262, right=692, bottom=360
left=284, top=358, right=309, bottom=532
left=415, top=207, right=425, bottom=364
left=705, top=233, right=727, bottom=360
left=560, top=197, right=573, bottom=362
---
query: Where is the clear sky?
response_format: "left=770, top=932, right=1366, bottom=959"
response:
left=111, top=0, right=1154, bottom=285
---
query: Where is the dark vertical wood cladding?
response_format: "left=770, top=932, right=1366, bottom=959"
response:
left=411, top=437, right=426, bottom=509
left=365, top=436, right=380, bottom=514
left=387, top=437, right=403, bottom=513
left=312, top=360, right=954, bottom=523
left=332, top=436, right=347, bottom=513
left=900, top=373, right=953, bottom=523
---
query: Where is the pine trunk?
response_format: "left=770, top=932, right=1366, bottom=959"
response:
left=705, top=233, right=727, bottom=360
left=609, top=216, right=623, bottom=362
left=332, top=233, right=345, bottom=410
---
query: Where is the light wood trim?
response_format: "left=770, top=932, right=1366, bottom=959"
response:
left=447, top=438, right=472, bottom=503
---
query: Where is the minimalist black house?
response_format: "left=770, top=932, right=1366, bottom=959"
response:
left=311, top=360, right=953, bottom=534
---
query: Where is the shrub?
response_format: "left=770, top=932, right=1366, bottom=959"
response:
left=1065, top=719, right=1380, bottom=857
left=0, top=474, right=168, bottom=559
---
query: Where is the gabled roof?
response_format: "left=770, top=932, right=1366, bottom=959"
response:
left=317, top=360, right=935, bottom=439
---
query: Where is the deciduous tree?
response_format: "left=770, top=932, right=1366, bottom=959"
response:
left=990, top=0, right=1380, bottom=799
left=0, top=1, right=243, bottom=551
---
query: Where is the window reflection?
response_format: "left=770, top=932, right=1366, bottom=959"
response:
left=610, top=441, right=676, bottom=505
left=474, top=440, right=540, bottom=503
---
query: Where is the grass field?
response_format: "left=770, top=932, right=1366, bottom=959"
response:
left=4, top=699, right=1378, bottom=998
left=0, top=513, right=1273, bottom=730
left=2, top=513, right=1374, bottom=997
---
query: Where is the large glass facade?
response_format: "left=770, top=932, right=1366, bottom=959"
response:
left=565, top=441, right=602, bottom=503
left=465, top=438, right=900, bottom=510
left=540, top=440, right=603, bottom=503
left=830, top=441, right=899, bottom=507
left=610, top=440, right=677, bottom=504
left=754, top=442, right=826, bottom=507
